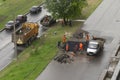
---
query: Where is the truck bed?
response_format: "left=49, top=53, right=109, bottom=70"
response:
left=16, top=27, right=31, bottom=35
left=12, top=22, right=39, bottom=45
left=93, top=37, right=105, bottom=43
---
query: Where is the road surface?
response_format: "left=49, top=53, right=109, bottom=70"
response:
left=36, top=0, right=120, bottom=80
left=0, top=5, right=49, bottom=71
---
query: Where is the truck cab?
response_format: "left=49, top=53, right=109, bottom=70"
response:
left=87, top=40, right=102, bottom=55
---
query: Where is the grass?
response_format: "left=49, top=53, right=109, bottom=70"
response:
left=0, top=0, right=102, bottom=80
left=0, top=0, right=44, bottom=29
left=82, top=0, right=102, bottom=19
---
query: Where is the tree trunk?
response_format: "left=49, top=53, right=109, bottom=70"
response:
left=63, top=17, right=67, bottom=25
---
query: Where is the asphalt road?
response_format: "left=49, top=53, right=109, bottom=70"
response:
left=0, top=5, right=49, bottom=71
left=27, top=5, right=50, bottom=22
left=36, top=0, right=120, bottom=80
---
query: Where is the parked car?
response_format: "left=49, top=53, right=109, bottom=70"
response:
left=40, top=15, right=56, bottom=27
left=30, top=6, right=42, bottom=14
left=5, top=20, right=19, bottom=31
left=16, top=15, right=27, bottom=24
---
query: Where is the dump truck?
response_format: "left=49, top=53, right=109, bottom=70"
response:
left=12, top=22, right=39, bottom=46
left=87, top=37, right=105, bottom=55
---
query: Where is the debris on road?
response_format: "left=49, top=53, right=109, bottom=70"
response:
left=54, top=53, right=75, bottom=64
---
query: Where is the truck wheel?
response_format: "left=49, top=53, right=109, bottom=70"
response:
left=28, top=39, right=32, bottom=45
left=25, top=42, right=29, bottom=47
left=34, top=35, right=37, bottom=39
left=31, top=35, right=36, bottom=41
left=34, top=34, right=38, bottom=39
left=100, top=47, right=103, bottom=51
left=36, top=33, right=38, bottom=37
left=25, top=39, right=31, bottom=47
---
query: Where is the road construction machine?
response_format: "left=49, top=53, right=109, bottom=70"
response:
left=12, top=22, right=39, bottom=46
left=40, top=15, right=56, bottom=27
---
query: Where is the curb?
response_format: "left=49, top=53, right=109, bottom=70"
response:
left=111, top=60, right=120, bottom=80
left=24, top=12, right=29, bottom=16
left=99, top=70, right=107, bottom=80
left=38, top=2, right=45, bottom=7
left=0, top=28, right=5, bottom=32
left=111, top=45, right=120, bottom=57
left=73, top=19, right=86, bottom=22
left=99, top=44, right=120, bottom=80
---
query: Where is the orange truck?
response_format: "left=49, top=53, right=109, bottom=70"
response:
left=12, top=22, right=39, bottom=46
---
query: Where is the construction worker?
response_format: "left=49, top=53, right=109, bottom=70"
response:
left=79, top=42, right=83, bottom=51
left=66, top=43, right=69, bottom=52
left=61, top=19, right=64, bottom=27
left=73, top=44, right=78, bottom=53
left=86, top=34, right=90, bottom=41
left=62, top=35, right=66, bottom=43
left=85, top=34, right=90, bottom=45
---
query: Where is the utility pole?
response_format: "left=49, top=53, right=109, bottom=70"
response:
left=13, top=19, right=18, bottom=60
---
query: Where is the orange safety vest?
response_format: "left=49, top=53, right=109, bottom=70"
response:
left=79, top=43, right=83, bottom=50
left=66, top=44, right=69, bottom=51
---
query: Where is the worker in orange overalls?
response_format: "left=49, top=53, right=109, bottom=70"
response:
left=66, top=43, right=69, bottom=51
left=79, top=42, right=83, bottom=51
left=62, top=35, right=66, bottom=43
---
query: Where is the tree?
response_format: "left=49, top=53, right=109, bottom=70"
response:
left=45, top=0, right=87, bottom=24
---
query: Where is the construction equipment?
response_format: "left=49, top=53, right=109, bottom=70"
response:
left=40, top=15, right=56, bottom=27
left=87, top=37, right=105, bottom=55
left=58, top=36, right=87, bottom=52
left=12, top=22, right=39, bottom=46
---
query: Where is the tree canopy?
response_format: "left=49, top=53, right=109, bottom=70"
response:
left=45, top=0, right=87, bottom=23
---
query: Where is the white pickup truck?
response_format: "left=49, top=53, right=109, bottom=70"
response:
left=87, top=37, right=105, bottom=55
